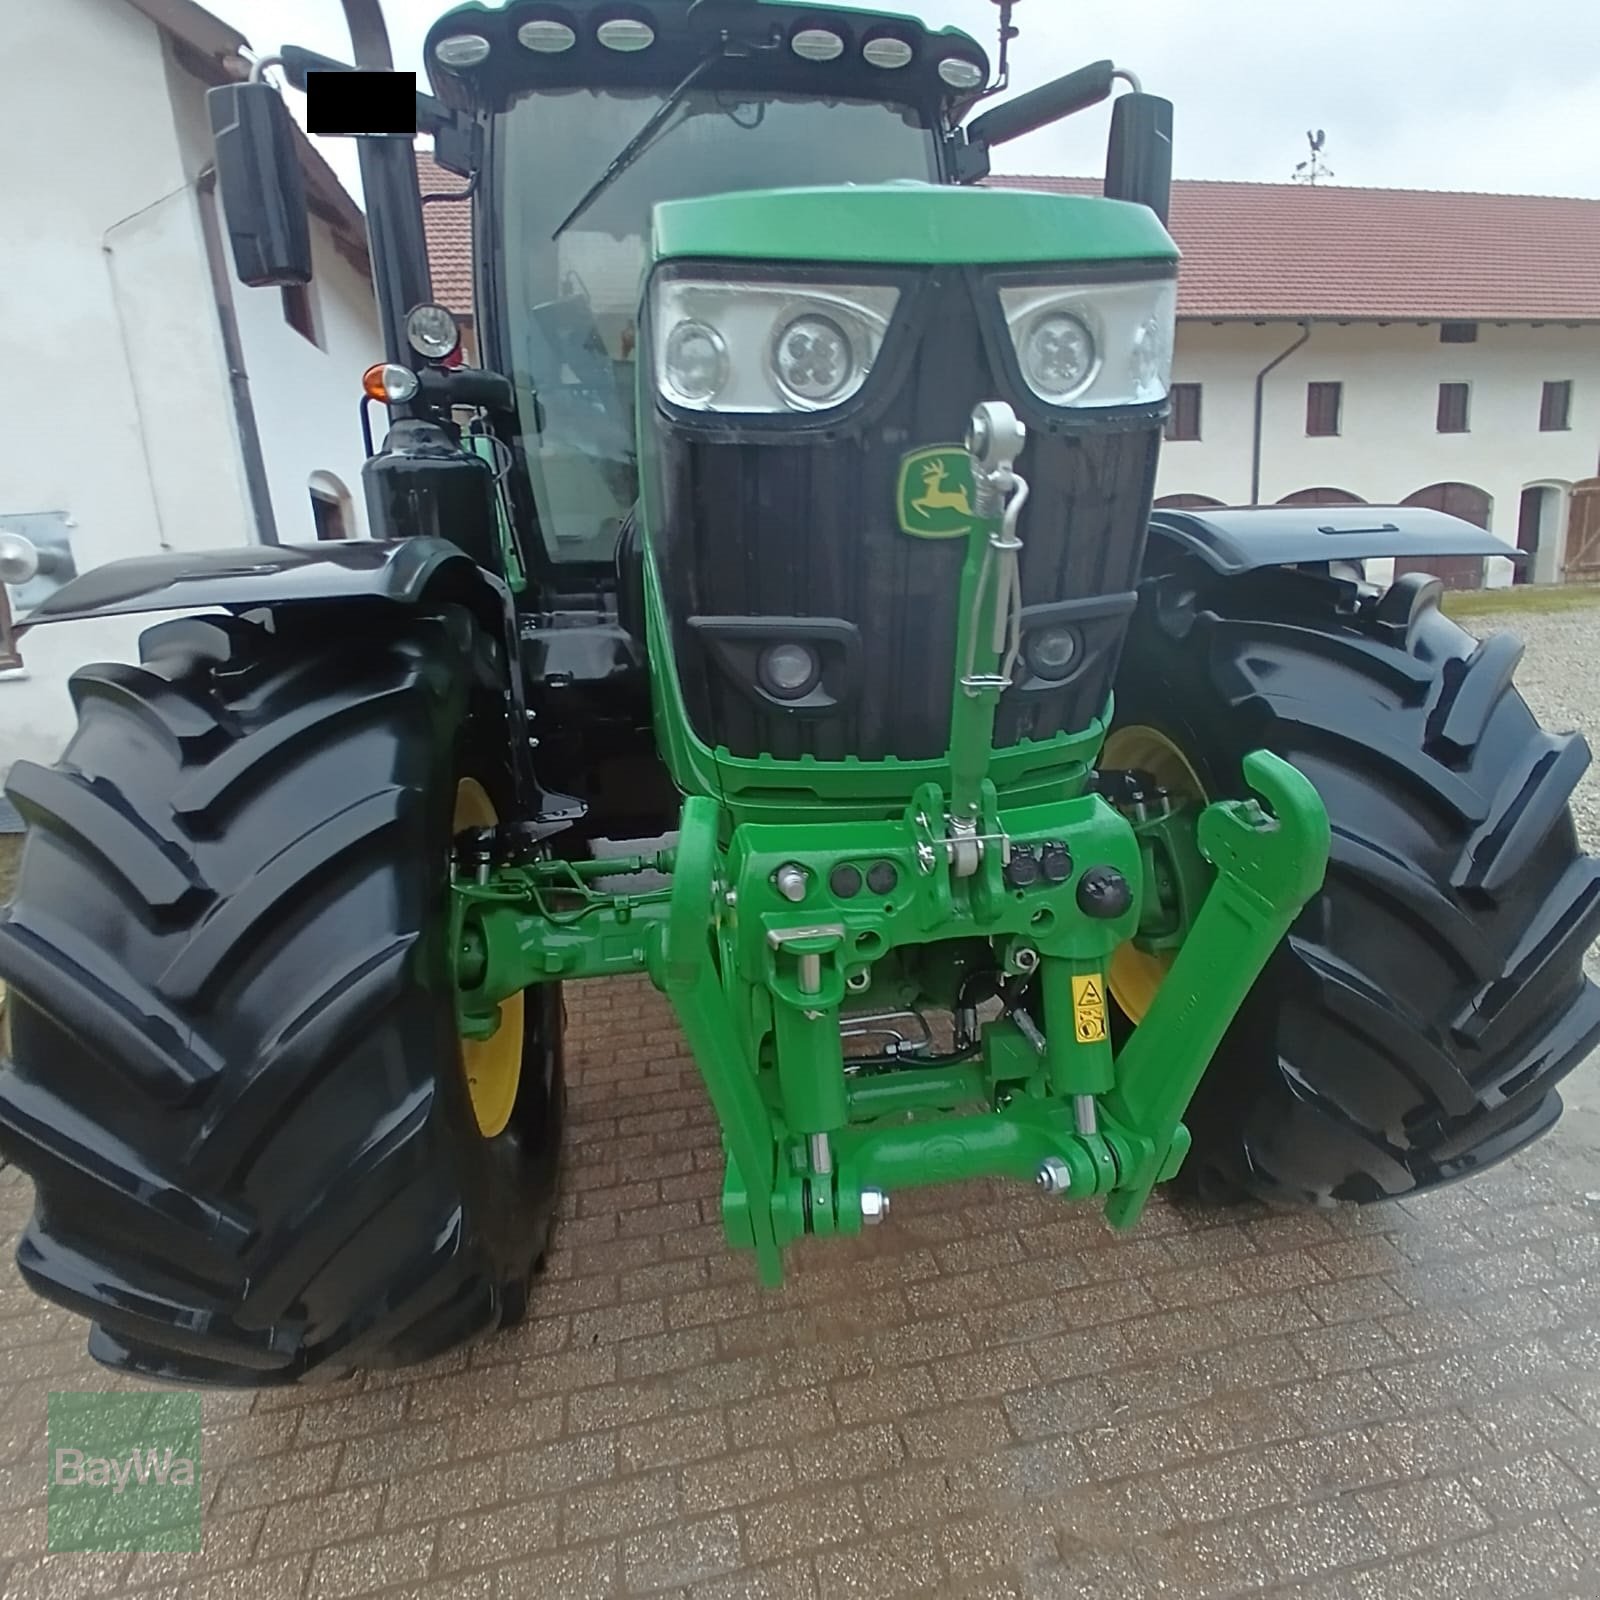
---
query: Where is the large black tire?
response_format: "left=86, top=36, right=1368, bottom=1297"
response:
left=0, top=607, right=563, bottom=1384
left=1111, top=560, right=1600, bottom=1203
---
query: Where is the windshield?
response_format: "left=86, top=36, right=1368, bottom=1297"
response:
left=496, top=88, right=938, bottom=566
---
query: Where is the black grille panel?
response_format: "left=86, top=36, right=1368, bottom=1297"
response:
left=647, top=270, right=1163, bottom=762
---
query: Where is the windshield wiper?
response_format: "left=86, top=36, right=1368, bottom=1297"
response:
left=552, top=44, right=727, bottom=239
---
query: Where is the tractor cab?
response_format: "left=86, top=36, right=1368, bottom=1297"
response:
left=427, top=2, right=966, bottom=572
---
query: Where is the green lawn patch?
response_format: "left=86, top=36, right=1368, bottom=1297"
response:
left=1444, top=583, right=1600, bottom=620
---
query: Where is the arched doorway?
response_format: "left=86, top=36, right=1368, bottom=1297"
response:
left=1394, top=482, right=1492, bottom=591
left=1154, top=494, right=1225, bottom=510
left=1517, top=483, right=1569, bottom=585
left=1564, top=479, right=1600, bottom=583
left=1277, top=487, right=1365, bottom=506
left=308, top=472, right=355, bottom=541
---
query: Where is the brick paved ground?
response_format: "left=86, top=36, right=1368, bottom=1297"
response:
left=1, top=973, right=1599, bottom=1599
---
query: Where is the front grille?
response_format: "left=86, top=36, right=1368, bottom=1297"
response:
left=647, top=270, right=1163, bottom=763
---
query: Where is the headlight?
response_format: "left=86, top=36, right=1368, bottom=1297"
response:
left=663, top=321, right=730, bottom=405
left=1018, top=314, right=1097, bottom=403
left=772, top=315, right=854, bottom=409
left=1024, top=625, right=1080, bottom=682
left=759, top=642, right=822, bottom=699
left=405, top=302, right=461, bottom=362
left=653, top=278, right=900, bottom=414
left=1001, top=278, right=1176, bottom=408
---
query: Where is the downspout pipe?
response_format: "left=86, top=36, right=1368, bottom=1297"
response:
left=196, top=167, right=280, bottom=545
left=1250, top=319, right=1312, bottom=506
left=340, top=0, right=434, bottom=367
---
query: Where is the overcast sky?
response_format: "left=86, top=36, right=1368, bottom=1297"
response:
left=217, top=0, right=1600, bottom=202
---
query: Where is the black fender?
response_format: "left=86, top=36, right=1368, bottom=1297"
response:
left=18, top=537, right=556, bottom=813
left=1145, top=504, right=1522, bottom=577
left=16, top=538, right=506, bottom=634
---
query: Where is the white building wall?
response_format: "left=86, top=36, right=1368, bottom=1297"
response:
left=1157, top=321, right=1600, bottom=585
left=231, top=224, right=382, bottom=544
left=0, top=0, right=245, bottom=777
left=0, top=0, right=381, bottom=781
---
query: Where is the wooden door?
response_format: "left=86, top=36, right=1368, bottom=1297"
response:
left=1564, top=479, right=1600, bottom=582
left=1393, top=482, right=1491, bottom=591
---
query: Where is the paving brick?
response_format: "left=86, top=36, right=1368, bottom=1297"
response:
left=729, top=1386, right=836, bottom=1448
left=292, top=1389, right=408, bottom=1444
left=336, top=1421, right=452, bottom=1486
left=618, top=1411, right=729, bottom=1472
left=623, top=1513, right=743, bottom=1592
left=1159, top=1451, right=1294, bottom=1522
left=814, top=1529, right=942, bottom=1599
left=562, top=1471, right=681, bottom=1542
left=307, top=1527, right=435, bottom=1599
left=743, top=1483, right=865, bottom=1561
left=257, top=1485, right=384, bottom=1556
left=493, top=1540, right=619, bottom=1598
left=503, top=1432, right=618, bottom=1497
left=436, top=1498, right=561, bottom=1572
left=1250, top=1494, right=1389, bottom=1580
left=381, top=1455, right=504, bottom=1526
left=212, top=1442, right=342, bottom=1513
left=899, top=1399, right=1013, bottom=1460
left=1463, top=1449, right=1595, bottom=1516
left=1353, top=1473, right=1493, bottom=1552
left=680, top=1446, right=794, bottom=1515
left=687, top=1558, right=819, bottom=1600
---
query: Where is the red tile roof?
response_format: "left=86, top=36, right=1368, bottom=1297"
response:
left=993, top=176, right=1600, bottom=322
left=415, top=154, right=1600, bottom=324
left=418, top=153, right=476, bottom=317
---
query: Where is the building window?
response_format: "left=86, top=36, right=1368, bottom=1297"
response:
left=1437, top=383, right=1470, bottom=434
left=281, top=282, right=320, bottom=347
left=1440, top=322, right=1479, bottom=344
left=1540, top=380, right=1573, bottom=432
left=1306, top=382, right=1342, bottom=437
left=308, top=473, right=353, bottom=540
left=1165, top=384, right=1202, bottom=442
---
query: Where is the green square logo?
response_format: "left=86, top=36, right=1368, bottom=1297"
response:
left=47, top=1391, right=201, bottom=1553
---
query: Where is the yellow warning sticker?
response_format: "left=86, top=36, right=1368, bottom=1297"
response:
left=1072, top=974, right=1108, bottom=1044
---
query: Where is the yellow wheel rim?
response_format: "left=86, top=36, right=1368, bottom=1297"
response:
left=454, top=778, right=524, bottom=1139
left=1101, top=725, right=1209, bottom=1024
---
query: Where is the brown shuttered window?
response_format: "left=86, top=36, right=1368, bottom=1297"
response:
left=1306, top=382, right=1342, bottom=437
left=1540, top=380, right=1573, bottom=432
left=1165, top=383, right=1202, bottom=442
left=1437, top=382, right=1470, bottom=433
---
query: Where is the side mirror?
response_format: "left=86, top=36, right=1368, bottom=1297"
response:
left=206, top=82, right=312, bottom=288
left=967, top=60, right=1116, bottom=152
left=1105, top=94, right=1174, bottom=224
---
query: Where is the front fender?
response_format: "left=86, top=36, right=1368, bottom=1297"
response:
left=1146, top=504, right=1522, bottom=576
left=17, top=539, right=500, bottom=632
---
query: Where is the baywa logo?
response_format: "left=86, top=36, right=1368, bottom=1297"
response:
left=896, top=446, right=980, bottom=540
left=48, top=1391, right=201, bottom=1552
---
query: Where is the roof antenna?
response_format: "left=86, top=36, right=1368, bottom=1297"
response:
left=1293, top=128, right=1334, bottom=185
left=988, top=0, right=1021, bottom=93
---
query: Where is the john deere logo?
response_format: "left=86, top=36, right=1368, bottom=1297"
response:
left=897, top=447, right=978, bottom=540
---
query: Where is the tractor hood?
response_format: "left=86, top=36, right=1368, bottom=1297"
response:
left=650, top=183, right=1180, bottom=268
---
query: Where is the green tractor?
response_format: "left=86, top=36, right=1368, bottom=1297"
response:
left=1, top=0, right=1595, bottom=1385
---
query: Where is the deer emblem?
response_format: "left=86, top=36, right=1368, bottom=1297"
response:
left=910, top=460, right=973, bottom=520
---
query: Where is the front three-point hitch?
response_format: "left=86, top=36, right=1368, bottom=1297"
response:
left=451, top=407, right=1331, bottom=1286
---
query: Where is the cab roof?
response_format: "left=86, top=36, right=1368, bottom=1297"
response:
left=424, top=1, right=991, bottom=115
